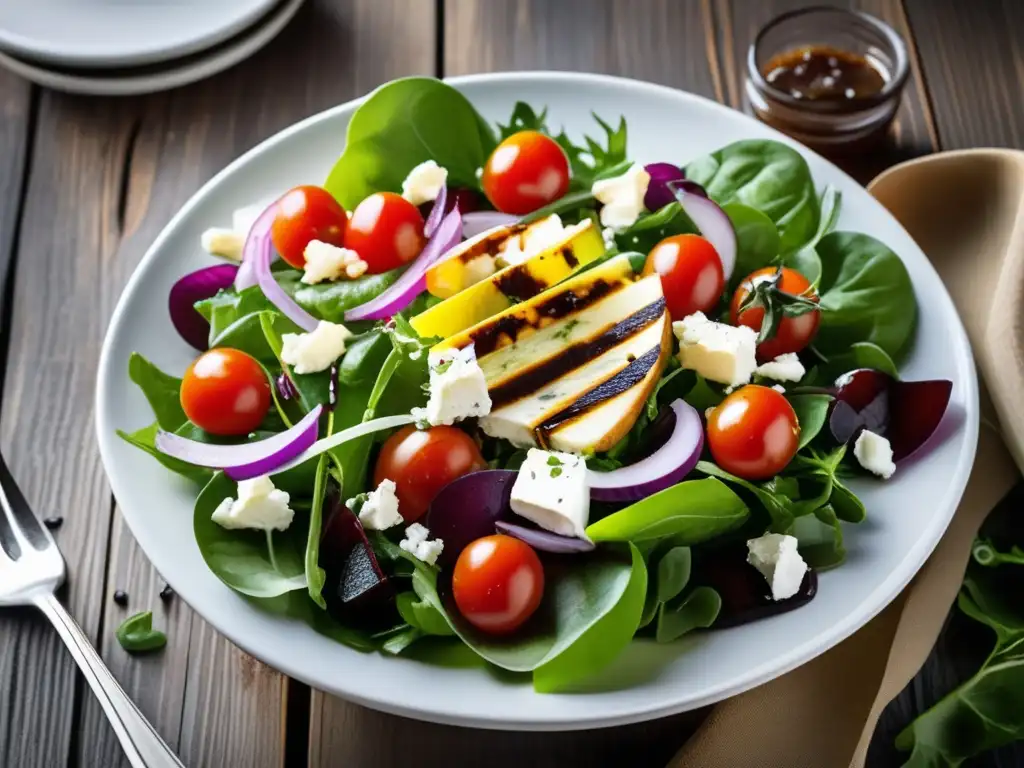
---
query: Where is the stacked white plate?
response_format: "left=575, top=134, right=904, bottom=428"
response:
left=0, top=0, right=305, bottom=95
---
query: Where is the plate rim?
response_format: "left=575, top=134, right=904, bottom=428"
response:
left=95, top=71, right=979, bottom=730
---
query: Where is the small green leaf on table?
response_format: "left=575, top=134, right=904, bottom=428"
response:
left=116, top=611, right=167, bottom=654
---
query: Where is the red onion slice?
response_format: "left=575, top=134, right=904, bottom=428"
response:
left=424, top=185, right=447, bottom=238
left=155, top=405, right=323, bottom=480
left=272, top=413, right=417, bottom=476
left=169, top=264, right=238, bottom=350
left=461, top=211, right=518, bottom=239
left=587, top=399, right=704, bottom=502
left=251, top=227, right=319, bottom=332
left=644, top=162, right=686, bottom=211
left=344, top=206, right=463, bottom=322
left=495, top=520, right=596, bottom=553
left=234, top=201, right=278, bottom=291
left=670, top=182, right=737, bottom=280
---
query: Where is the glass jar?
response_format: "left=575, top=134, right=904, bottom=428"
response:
left=746, top=7, right=909, bottom=154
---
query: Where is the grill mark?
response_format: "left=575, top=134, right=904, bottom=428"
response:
left=455, top=223, right=528, bottom=264
left=535, top=344, right=663, bottom=440
left=489, top=298, right=667, bottom=409
left=494, top=265, right=547, bottom=303
left=561, top=245, right=579, bottom=268
left=468, top=277, right=628, bottom=357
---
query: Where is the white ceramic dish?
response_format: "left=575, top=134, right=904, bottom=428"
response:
left=0, top=0, right=302, bottom=97
left=96, top=73, right=978, bottom=730
left=0, top=0, right=279, bottom=69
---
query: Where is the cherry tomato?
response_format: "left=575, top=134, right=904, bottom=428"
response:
left=373, top=425, right=487, bottom=522
left=453, top=535, right=545, bottom=635
left=180, top=348, right=271, bottom=436
left=271, top=185, right=348, bottom=269
left=482, top=131, right=570, bottom=215
left=643, top=234, right=725, bottom=320
left=730, top=266, right=820, bottom=361
left=344, top=192, right=426, bottom=274
left=706, top=385, right=800, bottom=480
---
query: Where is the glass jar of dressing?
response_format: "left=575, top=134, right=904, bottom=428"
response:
left=746, top=7, right=909, bottom=153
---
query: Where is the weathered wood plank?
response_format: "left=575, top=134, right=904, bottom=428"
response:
left=0, top=69, right=32, bottom=354
left=710, top=0, right=938, bottom=182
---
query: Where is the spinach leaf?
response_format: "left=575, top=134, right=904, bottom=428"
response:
left=782, top=184, right=840, bottom=288
left=324, top=78, right=497, bottom=208
left=783, top=245, right=823, bottom=287
left=586, top=477, right=749, bottom=544
left=723, top=202, right=780, bottom=282
left=304, top=455, right=329, bottom=609
left=787, top=394, right=832, bottom=449
left=788, top=504, right=845, bottom=570
left=685, top=139, right=819, bottom=255
left=814, top=232, right=917, bottom=361
left=273, top=269, right=403, bottom=324
left=193, top=473, right=307, bottom=598
left=656, top=546, right=693, bottom=604
left=614, top=202, right=697, bottom=253
left=117, top=423, right=213, bottom=486
left=377, top=625, right=422, bottom=655
left=684, top=375, right=726, bottom=412
left=115, top=611, right=167, bottom=654
left=805, top=341, right=898, bottom=386
left=253, top=589, right=378, bottom=652
left=695, top=461, right=794, bottom=532
left=655, top=586, right=722, bottom=644
left=398, top=582, right=454, bottom=638
left=787, top=446, right=866, bottom=523
left=339, top=330, right=391, bottom=386
left=128, top=353, right=188, bottom=430
left=533, top=543, right=647, bottom=692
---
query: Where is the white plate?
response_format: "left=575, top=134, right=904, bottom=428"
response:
left=0, top=0, right=279, bottom=69
left=96, top=73, right=978, bottom=730
left=0, top=0, right=303, bottom=97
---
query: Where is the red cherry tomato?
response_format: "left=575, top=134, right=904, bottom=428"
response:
left=706, top=385, right=800, bottom=480
left=730, top=266, right=820, bottom=361
left=373, top=425, right=487, bottom=522
left=344, top=192, right=426, bottom=274
left=270, top=185, right=348, bottom=269
left=643, top=234, right=725, bottom=320
left=453, top=535, right=545, bottom=635
left=482, top=131, right=570, bottom=215
left=180, top=348, right=272, bottom=436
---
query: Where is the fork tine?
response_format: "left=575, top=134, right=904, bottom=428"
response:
left=0, top=450, right=49, bottom=552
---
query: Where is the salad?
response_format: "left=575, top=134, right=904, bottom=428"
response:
left=119, top=77, right=954, bottom=693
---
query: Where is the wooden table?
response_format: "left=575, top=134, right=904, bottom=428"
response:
left=1, top=1, right=1022, bottom=766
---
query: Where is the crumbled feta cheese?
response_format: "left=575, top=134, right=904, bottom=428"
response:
left=399, top=522, right=444, bottom=565
left=281, top=321, right=353, bottom=374
left=509, top=449, right=590, bottom=539
left=854, top=429, right=896, bottom=479
left=592, top=164, right=650, bottom=230
left=211, top=475, right=294, bottom=531
left=498, top=215, right=585, bottom=266
left=673, top=312, right=758, bottom=387
left=301, top=240, right=368, bottom=284
left=201, top=227, right=245, bottom=261
left=772, top=384, right=786, bottom=393
left=746, top=533, right=807, bottom=601
left=601, top=226, right=616, bottom=249
left=412, top=344, right=492, bottom=426
left=356, top=479, right=403, bottom=530
left=401, top=160, right=448, bottom=206
left=755, top=352, right=806, bottom=383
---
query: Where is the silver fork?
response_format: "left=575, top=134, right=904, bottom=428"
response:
left=0, top=452, right=184, bottom=768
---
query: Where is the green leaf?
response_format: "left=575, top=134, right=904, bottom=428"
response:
left=973, top=538, right=1024, bottom=568
left=533, top=543, right=647, bottom=692
left=683, top=375, right=725, bottom=412
left=324, top=77, right=496, bottom=207
left=127, top=353, right=188, bottom=431
left=686, top=139, right=820, bottom=255
left=520, top=189, right=599, bottom=224
left=614, top=202, right=697, bottom=253
left=586, top=477, right=749, bottom=544
left=338, top=330, right=391, bottom=386
left=655, top=586, right=722, bottom=643
left=829, top=480, right=866, bottom=523
left=272, top=268, right=403, bottom=324
left=116, top=611, right=167, bottom=654
left=722, top=202, right=781, bottom=283
left=497, top=101, right=548, bottom=137
left=193, top=473, right=307, bottom=598
left=304, top=456, right=329, bottom=609
left=253, top=589, right=378, bottom=652
left=788, top=446, right=866, bottom=523
left=783, top=245, right=823, bottom=287
left=695, top=461, right=794, bottom=532
left=814, top=232, right=917, bottom=361
left=397, top=588, right=454, bottom=638
left=789, top=504, right=845, bottom=570
left=804, top=341, right=899, bottom=387
left=656, top=546, right=692, bottom=604
left=378, top=625, right=423, bottom=655
left=117, top=423, right=213, bottom=486
left=787, top=394, right=832, bottom=449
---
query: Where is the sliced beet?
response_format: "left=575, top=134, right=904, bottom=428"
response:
left=830, top=368, right=953, bottom=461
left=425, top=470, right=516, bottom=569
left=319, top=482, right=395, bottom=627
left=418, top=187, right=480, bottom=219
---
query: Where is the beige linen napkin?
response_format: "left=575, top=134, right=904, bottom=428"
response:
left=669, top=149, right=1024, bottom=768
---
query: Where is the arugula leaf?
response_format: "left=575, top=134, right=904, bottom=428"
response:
left=723, top=202, right=781, bottom=284
left=497, top=101, right=548, bottom=138
left=397, top=588, right=454, bottom=638
left=304, top=455, right=330, bottom=609
left=586, top=477, right=749, bottom=544
left=655, top=586, right=722, bottom=644
left=788, top=504, right=845, bottom=570
left=787, top=446, right=866, bottom=523
left=127, top=353, right=188, bottom=431
left=695, top=461, right=794, bottom=532
left=787, top=394, right=832, bottom=449
left=686, top=139, right=820, bottom=255
left=115, top=611, right=167, bottom=654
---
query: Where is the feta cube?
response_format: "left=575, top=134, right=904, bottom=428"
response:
left=509, top=449, right=590, bottom=539
left=399, top=522, right=444, bottom=565
left=356, top=479, right=403, bottom=530
left=200, top=227, right=245, bottom=261
left=755, top=352, right=806, bottom=383
left=673, top=312, right=758, bottom=387
left=747, top=533, right=807, bottom=601
left=854, top=429, right=896, bottom=479
left=301, top=240, right=367, bottom=284
left=412, top=344, right=492, bottom=426
left=211, top=475, right=294, bottom=531
left=592, top=164, right=650, bottom=230
left=281, top=321, right=353, bottom=374
left=401, top=160, right=448, bottom=206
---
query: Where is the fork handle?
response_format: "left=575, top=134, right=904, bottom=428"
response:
left=34, top=592, right=185, bottom=768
